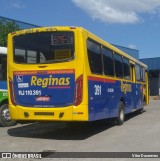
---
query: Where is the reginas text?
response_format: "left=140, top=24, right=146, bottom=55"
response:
left=31, top=75, right=70, bottom=88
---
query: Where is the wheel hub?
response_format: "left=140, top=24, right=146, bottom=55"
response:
left=2, top=108, right=11, bottom=122
left=120, top=109, right=124, bottom=121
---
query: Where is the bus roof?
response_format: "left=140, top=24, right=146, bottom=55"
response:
left=0, top=46, right=7, bottom=54
left=9, top=26, right=147, bottom=68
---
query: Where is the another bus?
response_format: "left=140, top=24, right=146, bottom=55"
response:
left=0, top=46, right=16, bottom=126
left=7, top=26, right=149, bottom=125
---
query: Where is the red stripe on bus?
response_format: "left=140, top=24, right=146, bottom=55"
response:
left=48, top=86, right=70, bottom=89
left=14, top=69, right=75, bottom=75
left=88, top=76, right=116, bottom=83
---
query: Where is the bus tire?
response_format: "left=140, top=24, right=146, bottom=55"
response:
left=138, top=108, right=144, bottom=114
left=116, top=101, right=125, bottom=125
left=138, top=99, right=145, bottom=114
left=143, top=96, right=146, bottom=106
left=0, top=104, right=16, bottom=127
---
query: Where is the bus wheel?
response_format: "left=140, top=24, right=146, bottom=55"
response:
left=116, top=101, right=125, bottom=125
left=139, top=99, right=145, bottom=114
left=0, top=104, right=16, bottom=127
left=139, top=108, right=144, bottom=114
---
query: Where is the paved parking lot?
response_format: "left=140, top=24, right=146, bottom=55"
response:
left=0, top=100, right=160, bottom=160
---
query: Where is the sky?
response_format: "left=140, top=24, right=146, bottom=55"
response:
left=0, top=0, right=160, bottom=59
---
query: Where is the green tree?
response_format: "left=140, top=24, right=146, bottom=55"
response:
left=0, top=19, right=19, bottom=47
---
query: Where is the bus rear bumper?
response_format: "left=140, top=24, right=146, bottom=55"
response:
left=9, top=104, right=88, bottom=121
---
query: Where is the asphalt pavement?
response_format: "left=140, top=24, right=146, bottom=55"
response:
left=0, top=100, right=160, bottom=161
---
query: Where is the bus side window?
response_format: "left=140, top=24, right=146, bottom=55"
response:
left=114, top=53, right=123, bottom=78
left=102, top=47, right=114, bottom=77
left=130, top=64, right=134, bottom=82
left=142, top=67, right=146, bottom=82
left=0, top=54, right=2, bottom=80
left=0, top=54, right=7, bottom=80
left=135, top=64, right=141, bottom=82
left=87, top=39, right=102, bottom=75
left=123, top=57, right=130, bottom=80
left=0, top=64, right=2, bottom=80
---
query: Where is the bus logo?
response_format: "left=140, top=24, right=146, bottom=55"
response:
left=121, top=82, right=132, bottom=94
left=36, top=96, right=50, bottom=102
left=2, top=153, right=12, bottom=158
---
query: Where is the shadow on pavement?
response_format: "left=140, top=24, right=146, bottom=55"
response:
left=7, top=120, right=115, bottom=140
left=7, top=110, right=145, bottom=140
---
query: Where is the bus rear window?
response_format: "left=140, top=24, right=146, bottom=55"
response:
left=13, top=32, right=74, bottom=64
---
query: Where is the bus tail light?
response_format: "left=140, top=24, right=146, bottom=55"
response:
left=9, top=78, right=17, bottom=106
left=74, top=75, right=83, bottom=106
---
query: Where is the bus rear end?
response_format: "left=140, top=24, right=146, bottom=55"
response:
left=7, top=27, right=88, bottom=122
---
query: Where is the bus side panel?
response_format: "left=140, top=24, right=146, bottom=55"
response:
left=88, top=77, right=118, bottom=121
left=133, top=83, right=143, bottom=109
left=122, top=82, right=134, bottom=114
left=88, top=78, right=137, bottom=121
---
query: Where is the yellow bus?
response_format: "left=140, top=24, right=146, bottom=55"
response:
left=7, top=26, right=149, bottom=125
